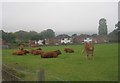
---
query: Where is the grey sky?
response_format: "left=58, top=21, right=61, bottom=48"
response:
left=2, top=2, right=118, bottom=34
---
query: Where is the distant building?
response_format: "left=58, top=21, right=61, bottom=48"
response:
left=55, top=34, right=73, bottom=45
left=83, top=38, right=92, bottom=43
left=29, top=40, right=38, bottom=47
left=61, top=38, right=73, bottom=44
left=38, top=40, right=44, bottom=45
left=92, top=35, right=109, bottom=43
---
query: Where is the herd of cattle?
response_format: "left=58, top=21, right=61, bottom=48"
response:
left=12, top=48, right=74, bottom=58
left=12, top=42, right=94, bottom=59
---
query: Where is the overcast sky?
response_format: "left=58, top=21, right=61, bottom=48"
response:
left=2, top=1, right=118, bottom=34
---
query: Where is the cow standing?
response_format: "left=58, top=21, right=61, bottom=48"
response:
left=82, top=38, right=94, bottom=60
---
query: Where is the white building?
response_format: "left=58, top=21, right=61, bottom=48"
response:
left=83, top=38, right=92, bottom=43
left=38, top=40, right=44, bottom=45
left=61, top=38, right=72, bottom=44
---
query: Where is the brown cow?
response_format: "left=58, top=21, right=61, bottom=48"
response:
left=23, top=50, right=29, bottom=54
left=29, top=50, right=35, bottom=54
left=32, top=50, right=39, bottom=55
left=64, top=48, right=74, bottom=53
left=29, top=49, right=44, bottom=55
left=41, top=50, right=61, bottom=58
left=12, top=49, right=29, bottom=55
left=82, top=42, right=94, bottom=60
left=12, top=50, right=25, bottom=55
left=33, top=50, right=44, bottom=55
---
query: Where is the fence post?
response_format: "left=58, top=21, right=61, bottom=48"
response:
left=37, top=69, right=45, bottom=82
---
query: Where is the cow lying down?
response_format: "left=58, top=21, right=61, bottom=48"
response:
left=40, top=50, right=61, bottom=58
left=12, top=50, right=29, bottom=55
left=64, top=48, right=74, bottom=53
left=29, top=50, right=44, bottom=55
left=29, top=48, right=44, bottom=55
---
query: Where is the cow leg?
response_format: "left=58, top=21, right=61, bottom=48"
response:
left=85, top=52, right=89, bottom=60
left=87, top=54, right=91, bottom=60
left=86, top=54, right=89, bottom=60
left=84, top=51, right=88, bottom=60
left=87, top=51, right=91, bottom=60
left=91, top=53, right=94, bottom=60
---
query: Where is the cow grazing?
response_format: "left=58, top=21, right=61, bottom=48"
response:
left=41, top=50, right=61, bottom=58
left=64, top=48, right=74, bottom=53
left=82, top=42, right=94, bottom=60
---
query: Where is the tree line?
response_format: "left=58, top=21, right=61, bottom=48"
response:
left=1, top=19, right=120, bottom=44
left=0, top=29, right=55, bottom=44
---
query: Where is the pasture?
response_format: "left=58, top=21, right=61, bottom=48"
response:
left=2, top=43, right=118, bottom=81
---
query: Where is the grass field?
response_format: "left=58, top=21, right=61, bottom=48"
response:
left=2, top=43, right=118, bottom=81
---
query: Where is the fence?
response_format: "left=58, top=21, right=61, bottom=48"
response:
left=2, top=64, right=23, bottom=81
left=2, top=64, right=45, bottom=81
left=2, top=64, right=67, bottom=81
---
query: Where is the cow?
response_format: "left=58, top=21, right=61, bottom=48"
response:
left=33, top=50, right=44, bottom=55
left=41, top=50, right=61, bottom=58
left=23, top=50, right=29, bottom=54
left=12, top=50, right=25, bottom=55
left=12, top=49, right=29, bottom=55
left=64, top=48, right=74, bottom=53
left=31, top=50, right=39, bottom=55
left=82, top=41, right=94, bottom=60
left=29, top=49, right=44, bottom=55
left=36, top=48, right=42, bottom=50
left=29, top=50, right=34, bottom=54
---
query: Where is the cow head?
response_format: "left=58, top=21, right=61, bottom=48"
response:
left=55, top=50, right=62, bottom=55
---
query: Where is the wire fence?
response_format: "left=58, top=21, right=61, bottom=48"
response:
left=2, top=64, right=24, bottom=81
left=2, top=64, right=68, bottom=81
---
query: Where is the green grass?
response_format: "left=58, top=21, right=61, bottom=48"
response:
left=2, top=43, right=118, bottom=81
